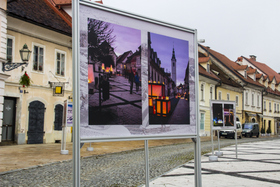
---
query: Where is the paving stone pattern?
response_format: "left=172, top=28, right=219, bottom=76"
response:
left=0, top=137, right=278, bottom=187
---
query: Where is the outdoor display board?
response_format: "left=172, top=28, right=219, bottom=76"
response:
left=78, top=0, right=198, bottom=140
left=63, top=100, right=73, bottom=127
left=210, top=100, right=236, bottom=130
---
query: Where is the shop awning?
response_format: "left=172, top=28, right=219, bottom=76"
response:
left=246, top=112, right=256, bottom=117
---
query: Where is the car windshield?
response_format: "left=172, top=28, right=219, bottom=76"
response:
left=244, top=124, right=253, bottom=129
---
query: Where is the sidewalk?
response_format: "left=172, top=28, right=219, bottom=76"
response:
left=148, top=139, right=280, bottom=186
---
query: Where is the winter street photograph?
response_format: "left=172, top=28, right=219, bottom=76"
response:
left=148, top=32, right=190, bottom=125
left=87, top=19, right=142, bottom=125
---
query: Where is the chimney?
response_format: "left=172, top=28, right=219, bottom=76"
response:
left=250, top=55, right=256, bottom=61
left=206, top=46, right=210, bottom=57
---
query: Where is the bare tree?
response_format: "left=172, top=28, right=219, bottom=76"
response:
left=88, top=19, right=116, bottom=63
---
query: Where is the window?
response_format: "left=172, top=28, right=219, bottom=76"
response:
left=244, top=70, right=247, bottom=78
left=245, top=92, right=248, bottom=105
left=218, top=91, right=222, bottom=100
left=207, top=64, right=210, bottom=72
left=274, top=103, right=277, bottom=112
left=257, top=95, right=260, bottom=107
left=56, top=50, right=66, bottom=76
left=264, top=101, right=266, bottom=111
left=54, top=104, right=63, bottom=130
left=6, top=37, right=14, bottom=63
left=277, top=104, right=279, bottom=112
left=236, top=96, right=239, bottom=107
left=269, top=102, right=271, bottom=112
left=200, top=84, right=204, bottom=101
left=200, top=113, right=205, bottom=130
left=252, top=93, right=254, bottom=106
left=227, top=93, right=230, bottom=100
left=33, top=44, right=44, bottom=72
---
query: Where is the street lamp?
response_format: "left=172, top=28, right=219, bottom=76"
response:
left=3, top=44, right=32, bottom=71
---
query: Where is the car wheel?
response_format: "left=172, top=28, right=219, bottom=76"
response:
left=250, top=132, right=253, bottom=137
left=239, top=135, right=242, bottom=139
left=256, top=133, right=259, bottom=138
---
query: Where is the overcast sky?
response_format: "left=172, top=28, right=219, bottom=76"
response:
left=103, top=0, right=280, bottom=73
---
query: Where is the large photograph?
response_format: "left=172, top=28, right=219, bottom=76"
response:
left=148, top=32, right=190, bottom=125
left=87, top=18, right=142, bottom=125
left=79, top=3, right=197, bottom=139
left=213, top=103, right=223, bottom=127
left=224, top=104, right=234, bottom=126
left=211, top=101, right=236, bottom=130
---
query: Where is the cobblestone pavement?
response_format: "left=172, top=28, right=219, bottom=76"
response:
left=0, top=136, right=279, bottom=187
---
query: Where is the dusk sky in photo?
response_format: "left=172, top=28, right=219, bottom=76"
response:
left=108, top=22, right=141, bottom=56
left=150, top=32, right=189, bottom=86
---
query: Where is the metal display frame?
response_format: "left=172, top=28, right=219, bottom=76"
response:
left=73, top=1, right=201, bottom=186
left=210, top=100, right=238, bottom=159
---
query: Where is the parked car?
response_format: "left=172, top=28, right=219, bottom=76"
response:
left=242, top=123, right=259, bottom=138
left=219, top=121, right=242, bottom=139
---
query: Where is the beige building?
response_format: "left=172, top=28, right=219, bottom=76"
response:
left=237, top=56, right=280, bottom=135
left=198, top=56, right=220, bottom=136
left=1, top=0, right=72, bottom=144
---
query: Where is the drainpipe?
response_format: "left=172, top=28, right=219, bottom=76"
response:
left=215, top=80, right=221, bottom=100
left=262, top=89, right=268, bottom=129
left=241, top=82, right=248, bottom=123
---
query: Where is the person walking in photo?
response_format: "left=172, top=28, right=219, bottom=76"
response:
left=129, top=68, right=134, bottom=94
left=135, top=72, right=140, bottom=94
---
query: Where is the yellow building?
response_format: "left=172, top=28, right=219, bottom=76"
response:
left=199, top=56, right=220, bottom=136
left=199, top=45, right=265, bottom=133
left=1, top=0, right=72, bottom=144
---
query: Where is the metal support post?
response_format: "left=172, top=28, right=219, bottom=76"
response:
left=194, top=30, right=202, bottom=187
left=235, top=130, right=238, bottom=158
left=72, top=0, right=80, bottom=186
left=194, top=136, right=202, bottom=187
left=218, top=130, right=220, bottom=152
left=61, top=126, right=69, bottom=154
left=145, top=140, right=149, bottom=187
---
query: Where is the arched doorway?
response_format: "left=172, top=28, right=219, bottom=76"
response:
left=27, top=101, right=45, bottom=144
left=251, top=118, right=256, bottom=123
left=54, top=104, right=63, bottom=131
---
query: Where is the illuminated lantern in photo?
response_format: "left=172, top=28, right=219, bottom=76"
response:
left=156, top=97, right=171, bottom=117
left=102, top=63, right=105, bottom=71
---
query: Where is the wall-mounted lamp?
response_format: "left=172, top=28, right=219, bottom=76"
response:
left=3, top=44, right=32, bottom=72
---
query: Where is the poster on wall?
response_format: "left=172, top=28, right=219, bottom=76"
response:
left=211, top=100, right=236, bottom=130
left=79, top=1, right=198, bottom=140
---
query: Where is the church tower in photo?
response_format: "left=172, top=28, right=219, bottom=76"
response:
left=171, top=47, right=177, bottom=85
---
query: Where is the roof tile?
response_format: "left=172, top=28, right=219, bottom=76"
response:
left=199, top=45, right=264, bottom=88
